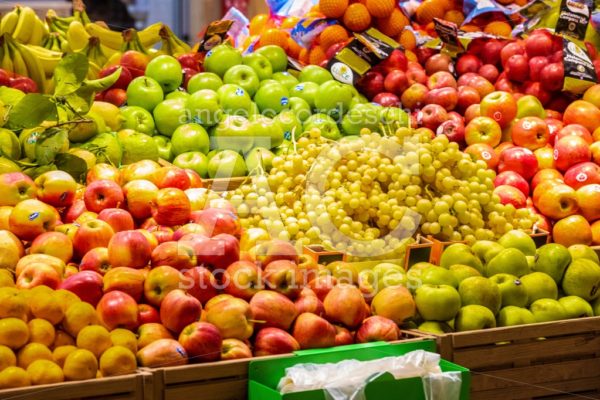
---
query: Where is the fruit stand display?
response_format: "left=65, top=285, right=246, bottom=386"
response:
left=1, top=0, right=600, bottom=399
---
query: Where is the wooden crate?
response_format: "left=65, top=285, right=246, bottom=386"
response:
left=0, top=371, right=151, bottom=400
left=414, top=317, right=600, bottom=400
left=204, top=177, right=247, bottom=192
left=144, top=331, right=429, bottom=400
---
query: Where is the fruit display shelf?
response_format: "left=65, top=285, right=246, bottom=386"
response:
left=0, top=370, right=151, bottom=400
left=142, top=331, right=432, bottom=400
left=410, top=316, right=600, bottom=400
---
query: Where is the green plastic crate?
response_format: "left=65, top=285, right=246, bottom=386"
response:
left=248, top=340, right=470, bottom=400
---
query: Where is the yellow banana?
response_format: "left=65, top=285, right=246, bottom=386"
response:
left=158, top=25, right=191, bottom=56
left=13, top=6, right=36, bottom=44
left=83, top=36, right=109, bottom=68
left=9, top=42, right=29, bottom=77
left=26, top=45, right=61, bottom=77
left=85, top=22, right=123, bottom=50
left=138, top=22, right=162, bottom=47
left=11, top=38, right=46, bottom=93
left=88, top=60, right=101, bottom=80
left=0, top=8, right=20, bottom=35
left=27, top=18, right=46, bottom=46
left=1, top=37, right=14, bottom=73
left=66, top=20, right=91, bottom=52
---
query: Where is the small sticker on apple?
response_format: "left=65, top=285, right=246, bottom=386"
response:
left=576, top=172, right=588, bottom=182
left=29, top=212, right=39, bottom=221
left=481, top=151, right=492, bottom=160
left=294, top=84, right=304, bottom=91
left=206, top=50, right=213, bottom=58
left=284, top=131, right=291, bottom=140
left=281, top=97, right=289, bottom=106
left=235, top=88, right=244, bottom=96
left=553, top=148, right=559, bottom=160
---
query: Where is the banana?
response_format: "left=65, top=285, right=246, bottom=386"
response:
left=88, top=60, right=101, bottom=80
left=121, top=28, right=148, bottom=54
left=158, top=25, right=191, bottom=56
left=1, top=36, right=14, bottom=73
left=138, top=22, right=162, bottom=48
left=42, top=32, right=61, bottom=51
left=11, top=37, right=46, bottom=93
left=13, top=6, right=37, bottom=44
left=0, top=8, right=20, bottom=35
left=66, top=20, right=91, bottom=52
left=7, top=39, right=28, bottom=77
left=26, top=45, right=61, bottom=77
left=85, top=22, right=123, bottom=50
left=83, top=36, right=108, bottom=69
left=28, top=18, right=46, bottom=46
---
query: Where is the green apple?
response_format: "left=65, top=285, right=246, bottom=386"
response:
left=153, top=135, right=174, bottom=161
left=217, top=84, right=253, bottom=117
left=274, top=111, right=302, bottom=143
left=171, top=123, right=210, bottom=155
left=559, top=296, right=593, bottom=319
left=255, top=45, right=288, bottom=72
left=249, top=115, right=284, bottom=148
left=245, top=147, right=275, bottom=173
left=254, top=82, right=290, bottom=118
left=417, top=321, right=453, bottom=334
left=516, top=95, right=546, bottom=119
left=350, top=93, right=368, bottom=107
left=289, top=82, right=319, bottom=110
left=449, top=264, right=482, bottom=284
left=249, top=101, right=260, bottom=117
left=153, top=98, right=189, bottom=137
left=173, top=151, right=209, bottom=178
left=187, top=72, right=223, bottom=93
left=303, top=113, right=341, bottom=140
left=379, top=107, right=409, bottom=130
left=455, top=305, right=496, bottom=331
left=259, top=79, right=279, bottom=88
left=520, top=272, right=558, bottom=305
left=420, top=266, right=458, bottom=288
left=165, top=90, right=190, bottom=101
left=242, top=53, right=273, bottom=80
left=298, top=65, right=333, bottom=84
left=117, top=129, right=159, bottom=164
left=212, top=115, right=254, bottom=153
left=561, top=259, right=600, bottom=301
left=224, top=65, right=260, bottom=97
left=120, top=106, right=155, bottom=136
left=203, top=45, right=243, bottom=77
left=485, top=248, right=530, bottom=277
left=489, top=273, right=528, bottom=307
left=82, top=132, right=122, bottom=165
left=472, top=240, right=505, bottom=264
left=341, top=103, right=381, bottom=136
left=272, top=72, right=299, bottom=90
left=207, top=149, right=219, bottom=161
left=568, top=244, right=600, bottom=264
left=126, top=76, right=164, bottom=112
left=289, top=97, right=312, bottom=123
left=145, top=55, right=183, bottom=93
left=440, top=243, right=483, bottom=273
left=497, top=230, right=537, bottom=256
left=458, top=276, right=501, bottom=314
left=529, top=298, right=566, bottom=323
left=314, top=80, right=353, bottom=120
left=533, top=243, right=571, bottom=284
left=415, top=284, right=461, bottom=321
left=186, top=89, right=222, bottom=127
left=207, top=149, right=247, bottom=178
left=497, top=306, right=536, bottom=326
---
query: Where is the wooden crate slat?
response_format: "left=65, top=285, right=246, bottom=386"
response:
left=165, top=378, right=248, bottom=400
left=530, top=390, right=600, bottom=400
left=452, top=334, right=600, bottom=369
left=470, top=358, right=600, bottom=392
left=471, top=377, right=600, bottom=400
left=161, top=359, right=251, bottom=384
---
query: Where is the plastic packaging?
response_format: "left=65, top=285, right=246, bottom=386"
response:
left=267, top=0, right=317, bottom=17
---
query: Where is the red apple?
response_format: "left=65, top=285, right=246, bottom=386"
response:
left=465, top=116, right=502, bottom=147
left=576, top=184, right=600, bottom=221
left=30, top=231, right=73, bottom=263
left=221, top=338, right=252, bottom=360
left=193, top=233, right=240, bottom=270
left=498, top=146, right=539, bottom=180
left=553, top=136, right=591, bottom=172
left=564, top=162, right=600, bottom=190
left=99, top=65, right=132, bottom=90
left=144, top=265, right=183, bottom=307
left=86, top=163, right=122, bottom=185
left=494, top=185, right=527, bottom=208
left=522, top=81, right=551, bottom=106
left=528, top=56, right=549, bottom=82
left=505, top=54, right=529, bottom=82
left=464, top=104, right=481, bottom=123
left=182, top=266, right=217, bottom=305
left=465, top=143, right=499, bottom=169
left=59, top=270, right=103, bottom=306
left=294, top=290, right=325, bottom=316
left=424, top=53, right=452, bottom=74
left=555, top=124, right=593, bottom=144
left=263, top=260, right=303, bottom=298
left=107, top=230, right=152, bottom=269
left=83, top=179, right=124, bottom=213
left=356, top=71, right=384, bottom=100
left=190, top=207, right=241, bottom=238
left=223, top=261, right=262, bottom=300
left=539, top=62, right=564, bottom=92
left=323, top=283, right=367, bottom=329
left=511, top=116, right=549, bottom=150
left=436, top=119, right=465, bottom=145
left=8, top=199, right=59, bottom=241
left=424, top=87, right=458, bottom=110
left=250, top=290, right=298, bottom=330
left=138, top=304, right=161, bottom=325
left=478, top=64, right=499, bottom=83
left=479, top=91, right=517, bottom=128
left=563, top=100, right=600, bottom=134
left=525, top=30, right=553, bottom=57
left=456, top=54, right=482, bottom=75
left=494, top=170, right=530, bottom=196
left=373, top=92, right=400, bottom=107
left=123, top=179, right=159, bottom=220
left=72, top=219, right=115, bottom=258
left=178, top=321, right=222, bottom=362
left=418, top=104, right=448, bottom=130
left=0, top=172, right=37, bottom=206
left=531, top=168, right=564, bottom=190
left=400, top=83, right=428, bottom=109
left=152, top=188, right=191, bottom=227
left=500, top=41, right=525, bottom=67
left=151, top=241, right=197, bottom=270
left=380, top=49, right=407, bottom=73
left=153, top=166, right=191, bottom=190
left=355, top=316, right=400, bottom=343
left=80, top=247, right=111, bottom=275
left=34, top=171, right=76, bottom=208
left=383, top=70, right=409, bottom=95
left=292, top=312, right=336, bottom=350
left=254, top=327, right=300, bottom=356
left=307, top=275, right=337, bottom=301
left=97, top=290, right=139, bottom=330
left=457, top=86, right=480, bottom=112
left=103, top=267, right=146, bottom=301
left=120, top=50, right=149, bottom=72
left=160, top=289, right=202, bottom=333
left=16, top=262, right=61, bottom=289
left=98, top=208, right=134, bottom=232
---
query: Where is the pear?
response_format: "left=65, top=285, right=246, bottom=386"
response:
left=415, top=284, right=461, bottom=322
left=497, top=306, right=536, bottom=326
left=533, top=244, right=571, bottom=284
left=471, top=240, right=504, bottom=264
left=489, top=274, right=529, bottom=308
left=562, top=259, right=600, bottom=301
left=568, top=244, right=600, bottom=265
left=458, top=276, right=501, bottom=314
left=440, top=244, right=483, bottom=273
left=449, top=264, right=481, bottom=284
left=520, top=272, right=558, bottom=305
left=529, top=299, right=567, bottom=323
left=484, top=248, right=530, bottom=277
left=417, top=321, right=453, bottom=334
left=455, top=305, right=496, bottom=331
left=559, top=296, right=594, bottom=319
left=498, top=230, right=537, bottom=256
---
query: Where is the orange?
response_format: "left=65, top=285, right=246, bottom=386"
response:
left=319, top=0, right=349, bottom=18
left=287, top=38, right=302, bottom=59
left=53, top=329, right=75, bottom=348
left=110, top=329, right=138, bottom=354
left=26, top=359, right=63, bottom=385
left=366, top=0, right=395, bottom=18
left=52, top=289, right=80, bottom=313
left=376, top=8, right=409, bottom=37
left=62, top=302, right=99, bottom=337
left=27, top=319, right=55, bottom=347
left=398, top=28, right=416, bottom=51
left=343, top=3, right=372, bottom=32
left=52, top=345, right=77, bottom=368
left=0, top=367, right=29, bottom=389
left=63, top=349, right=98, bottom=381
left=484, top=21, right=512, bottom=37
left=299, top=48, right=310, bottom=64
left=405, top=49, right=417, bottom=62
left=259, top=28, right=289, bottom=50
left=444, top=10, right=465, bottom=25
left=0, top=345, right=16, bottom=371
left=0, top=287, right=28, bottom=320
left=461, top=24, right=480, bottom=32
left=0, top=269, right=14, bottom=288
left=553, top=215, right=593, bottom=247
left=99, top=346, right=136, bottom=377
left=76, top=325, right=112, bottom=359
left=29, top=291, right=63, bottom=325
left=17, top=343, right=53, bottom=369
left=281, top=16, right=300, bottom=29
left=309, top=46, right=327, bottom=65
left=249, top=14, right=270, bottom=36
left=592, top=220, right=600, bottom=245
left=320, top=25, right=349, bottom=50
left=415, top=0, right=445, bottom=24
left=0, top=318, right=29, bottom=349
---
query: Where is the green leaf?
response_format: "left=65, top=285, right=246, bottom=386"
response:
left=0, top=87, right=25, bottom=105
left=7, top=94, right=57, bottom=129
left=35, top=128, right=68, bottom=165
left=63, top=93, right=91, bottom=115
left=75, top=67, right=123, bottom=102
left=55, top=153, right=88, bottom=182
left=54, top=53, right=89, bottom=97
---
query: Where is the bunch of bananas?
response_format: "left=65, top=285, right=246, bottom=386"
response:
left=0, top=34, right=56, bottom=93
left=0, top=6, right=48, bottom=46
left=81, top=37, right=109, bottom=79
left=157, top=25, right=191, bottom=57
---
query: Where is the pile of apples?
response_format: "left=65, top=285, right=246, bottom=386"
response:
left=0, top=163, right=418, bottom=371
left=0, top=69, right=38, bottom=94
